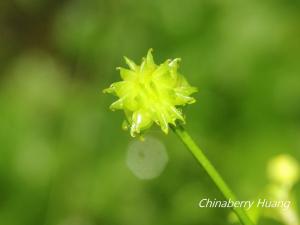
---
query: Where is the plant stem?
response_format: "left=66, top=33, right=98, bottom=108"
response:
left=171, top=124, right=254, bottom=225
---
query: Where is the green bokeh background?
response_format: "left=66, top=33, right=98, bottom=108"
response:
left=0, top=0, right=299, bottom=225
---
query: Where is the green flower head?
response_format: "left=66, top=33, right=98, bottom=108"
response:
left=103, top=49, right=197, bottom=137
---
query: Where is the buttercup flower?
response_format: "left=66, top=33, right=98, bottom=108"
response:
left=103, top=49, right=197, bottom=137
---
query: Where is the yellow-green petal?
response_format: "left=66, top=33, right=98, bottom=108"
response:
left=104, top=49, right=197, bottom=137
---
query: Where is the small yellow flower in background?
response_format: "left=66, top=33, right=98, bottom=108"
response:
left=103, top=49, right=197, bottom=137
left=267, top=154, right=299, bottom=188
left=266, top=154, right=299, bottom=225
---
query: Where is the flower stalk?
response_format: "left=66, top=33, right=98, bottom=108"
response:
left=171, top=124, right=254, bottom=225
left=104, top=49, right=255, bottom=225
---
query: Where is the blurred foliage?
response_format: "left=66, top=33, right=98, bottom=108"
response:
left=0, top=0, right=300, bottom=225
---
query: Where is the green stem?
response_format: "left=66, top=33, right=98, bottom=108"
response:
left=171, top=125, right=254, bottom=225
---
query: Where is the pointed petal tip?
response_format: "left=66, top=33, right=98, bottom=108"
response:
left=124, top=56, right=137, bottom=71
left=170, top=120, right=177, bottom=126
left=109, top=99, right=124, bottom=111
left=103, top=87, right=112, bottom=94
left=188, top=98, right=197, bottom=104
left=169, top=58, right=181, bottom=69
left=130, top=132, right=136, bottom=138
left=145, top=49, right=156, bottom=68
left=130, top=127, right=140, bottom=138
left=147, top=48, right=153, bottom=55
left=161, top=126, right=169, bottom=134
left=123, top=56, right=130, bottom=64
